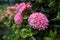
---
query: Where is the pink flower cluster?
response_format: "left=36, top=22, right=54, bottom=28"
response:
left=28, top=12, right=49, bottom=30
left=13, top=2, right=31, bottom=24
left=14, top=13, right=23, bottom=24
left=8, top=3, right=31, bottom=13
left=16, top=2, right=31, bottom=14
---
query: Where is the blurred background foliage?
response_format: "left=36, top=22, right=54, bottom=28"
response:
left=0, top=0, right=60, bottom=40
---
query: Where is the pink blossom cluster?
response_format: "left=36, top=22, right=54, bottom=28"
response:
left=13, top=3, right=31, bottom=24
left=8, top=2, right=31, bottom=18
left=16, top=3, right=31, bottom=13
left=28, top=12, right=49, bottom=30
left=14, top=13, right=23, bottom=24
left=8, top=3, right=31, bottom=13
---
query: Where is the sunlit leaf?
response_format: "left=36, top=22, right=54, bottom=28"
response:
left=20, top=28, right=33, bottom=38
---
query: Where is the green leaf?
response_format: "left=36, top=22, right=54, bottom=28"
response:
left=54, top=25, right=60, bottom=27
left=20, top=28, right=33, bottom=38
left=37, top=0, right=43, bottom=3
left=45, top=37, right=53, bottom=40
left=56, top=12, right=60, bottom=20
left=49, top=30, right=57, bottom=39
left=31, top=36, right=36, bottom=40
left=52, top=12, right=60, bottom=20
left=12, top=24, right=22, bottom=30
left=15, top=30, right=20, bottom=38
left=12, top=24, right=16, bottom=29
left=24, top=15, right=28, bottom=19
left=48, top=1, right=55, bottom=7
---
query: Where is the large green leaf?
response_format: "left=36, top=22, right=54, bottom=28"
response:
left=20, top=28, right=33, bottom=38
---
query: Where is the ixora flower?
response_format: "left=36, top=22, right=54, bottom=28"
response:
left=8, top=2, right=31, bottom=14
left=7, top=12, right=13, bottom=18
left=16, top=2, right=26, bottom=11
left=14, top=13, right=23, bottom=24
left=28, top=12, right=49, bottom=30
left=26, top=3, right=31, bottom=11
left=16, top=2, right=31, bottom=14
left=18, top=3, right=26, bottom=13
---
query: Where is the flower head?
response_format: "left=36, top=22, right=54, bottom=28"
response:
left=26, top=3, right=31, bottom=11
left=19, top=3, right=26, bottom=14
left=14, top=13, right=23, bottom=24
left=28, top=12, right=49, bottom=30
left=16, top=2, right=31, bottom=14
left=16, top=3, right=26, bottom=11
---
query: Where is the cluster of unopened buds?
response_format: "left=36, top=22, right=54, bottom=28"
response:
left=6, top=2, right=49, bottom=30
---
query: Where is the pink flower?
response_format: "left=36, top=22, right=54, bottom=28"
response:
left=19, top=3, right=31, bottom=14
left=16, top=3, right=26, bottom=10
left=28, top=12, right=49, bottom=30
left=19, top=4, right=26, bottom=14
left=8, top=6, right=16, bottom=10
left=26, top=3, right=31, bottom=11
left=16, top=2, right=31, bottom=14
left=14, top=13, right=23, bottom=24
left=8, top=4, right=18, bottom=10
left=7, top=12, right=13, bottom=18
left=8, top=2, right=31, bottom=14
